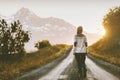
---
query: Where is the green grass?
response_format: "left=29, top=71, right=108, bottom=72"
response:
left=0, top=44, right=72, bottom=80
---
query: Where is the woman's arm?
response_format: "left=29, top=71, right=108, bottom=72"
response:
left=74, top=35, right=77, bottom=47
left=85, top=42, right=88, bottom=47
left=74, top=42, right=77, bottom=47
left=84, top=36, right=88, bottom=47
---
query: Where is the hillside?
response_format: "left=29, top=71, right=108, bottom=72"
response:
left=88, top=6, right=120, bottom=67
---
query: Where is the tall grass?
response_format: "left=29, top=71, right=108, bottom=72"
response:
left=88, top=45, right=120, bottom=67
left=0, top=44, right=72, bottom=80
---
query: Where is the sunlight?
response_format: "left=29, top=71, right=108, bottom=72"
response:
left=97, top=26, right=106, bottom=36
left=99, top=29, right=106, bottom=36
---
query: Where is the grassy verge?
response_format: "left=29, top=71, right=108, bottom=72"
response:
left=0, top=44, right=72, bottom=80
left=88, top=46, right=120, bottom=67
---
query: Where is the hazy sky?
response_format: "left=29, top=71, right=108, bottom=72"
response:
left=0, top=0, right=120, bottom=33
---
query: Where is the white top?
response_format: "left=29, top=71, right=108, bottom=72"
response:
left=74, top=35, right=87, bottom=53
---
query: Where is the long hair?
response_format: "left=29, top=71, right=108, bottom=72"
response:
left=77, top=26, right=83, bottom=35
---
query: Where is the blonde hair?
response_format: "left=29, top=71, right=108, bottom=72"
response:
left=77, top=26, right=83, bottom=34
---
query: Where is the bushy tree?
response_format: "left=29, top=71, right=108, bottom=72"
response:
left=35, top=40, right=51, bottom=49
left=103, top=6, right=120, bottom=47
left=0, top=19, right=30, bottom=55
left=103, top=6, right=120, bottom=38
left=92, top=6, right=120, bottom=51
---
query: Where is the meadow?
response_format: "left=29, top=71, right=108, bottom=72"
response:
left=0, top=44, right=72, bottom=80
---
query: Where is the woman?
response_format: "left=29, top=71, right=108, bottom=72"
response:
left=73, top=26, right=88, bottom=76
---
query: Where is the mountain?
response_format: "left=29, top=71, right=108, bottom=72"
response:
left=14, top=8, right=76, bottom=51
left=0, top=7, right=101, bottom=51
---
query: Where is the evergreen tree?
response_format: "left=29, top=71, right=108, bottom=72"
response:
left=0, top=19, right=30, bottom=55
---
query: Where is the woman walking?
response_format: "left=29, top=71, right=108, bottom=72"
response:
left=73, top=26, right=88, bottom=77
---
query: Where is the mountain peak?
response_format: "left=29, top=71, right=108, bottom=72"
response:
left=16, top=7, right=31, bottom=16
left=18, top=7, right=30, bottom=13
left=14, top=7, right=38, bottom=21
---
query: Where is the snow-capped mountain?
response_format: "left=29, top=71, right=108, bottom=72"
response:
left=0, top=7, right=101, bottom=51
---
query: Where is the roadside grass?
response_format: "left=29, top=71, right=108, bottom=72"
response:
left=88, top=46, right=120, bottom=67
left=0, top=44, right=72, bottom=80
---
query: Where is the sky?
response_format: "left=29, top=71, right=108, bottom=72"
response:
left=0, top=0, right=120, bottom=33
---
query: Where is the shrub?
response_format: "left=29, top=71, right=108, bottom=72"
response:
left=35, top=40, right=51, bottom=49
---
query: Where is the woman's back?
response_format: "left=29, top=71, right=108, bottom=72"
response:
left=74, top=34, right=87, bottom=53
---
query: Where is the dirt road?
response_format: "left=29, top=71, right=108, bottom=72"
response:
left=39, top=50, right=119, bottom=80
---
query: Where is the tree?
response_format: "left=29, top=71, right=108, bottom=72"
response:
left=0, top=19, right=30, bottom=55
left=35, top=40, right=51, bottom=49
left=103, top=6, right=120, bottom=48
left=103, top=6, right=120, bottom=38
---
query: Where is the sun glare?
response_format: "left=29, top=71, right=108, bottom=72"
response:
left=97, top=27, right=106, bottom=36
left=99, top=29, right=106, bottom=36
